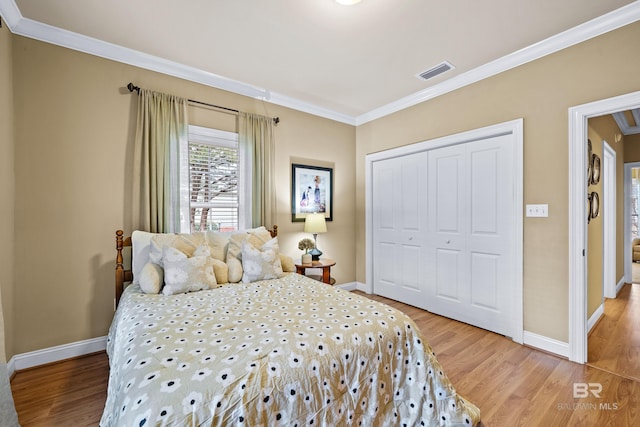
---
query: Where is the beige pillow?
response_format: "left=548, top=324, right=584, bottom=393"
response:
left=162, top=246, right=218, bottom=296
left=279, top=254, right=296, bottom=273
left=241, top=237, right=284, bottom=283
left=226, top=227, right=273, bottom=283
left=149, top=232, right=205, bottom=267
left=204, top=231, right=233, bottom=261
left=212, top=258, right=229, bottom=284
left=138, top=262, right=164, bottom=294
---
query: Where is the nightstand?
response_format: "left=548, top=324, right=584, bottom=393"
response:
left=295, top=258, right=336, bottom=285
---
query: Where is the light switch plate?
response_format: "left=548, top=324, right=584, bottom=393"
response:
left=526, top=204, right=548, bottom=217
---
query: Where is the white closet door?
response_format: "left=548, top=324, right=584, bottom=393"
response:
left=425, top=144, right=468, bottom=316
left=426, top=134, right=514, bottom=336
left=372, top=152, right=429, bottom=309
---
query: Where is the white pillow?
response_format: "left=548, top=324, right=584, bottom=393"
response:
left=226, top=227, right=274, bottom=283
left=241, top=237, right=284, bottom=283
left=138, top=262, right=164, bottom=294
left=131, top=230, right=160, bottom=285
left=162, top=248, right=218, bottom=296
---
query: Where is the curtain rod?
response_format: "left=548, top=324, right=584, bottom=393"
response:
left=126, top=83, right=280, bottom=125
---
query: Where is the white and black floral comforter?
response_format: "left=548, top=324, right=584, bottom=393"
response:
left=100, top=273, right=480, bottom=426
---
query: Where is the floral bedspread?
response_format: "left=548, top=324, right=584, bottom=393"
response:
left=100, top=273, right=480, bottom=426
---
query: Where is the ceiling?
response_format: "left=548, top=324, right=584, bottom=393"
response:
left=2, top=0, right=639, bottom=124
left=613, top=108, right=640, bottom=135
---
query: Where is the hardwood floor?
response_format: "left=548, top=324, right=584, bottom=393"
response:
left=10, top=352, right=109, bottom=427
left=362, top=292, right=640, bottom=426
left=588, top=283, right=640, bottom=382
left=10, top=292, right=640, bottom=426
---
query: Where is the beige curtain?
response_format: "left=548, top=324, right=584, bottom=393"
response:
left=239, top=112, right=276, bottom=228
left=132, top=89, right=189, bottom=233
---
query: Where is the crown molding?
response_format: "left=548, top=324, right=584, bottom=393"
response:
left=0, top=0, right=354, bottom=124
left=1, top=0, right=639, bottom=126
left=355, top=1, right=640, bottom=125
left=267, top=92, right=356, bottom=125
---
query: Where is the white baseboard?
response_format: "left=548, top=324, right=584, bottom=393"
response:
left=337, top=282, right=369, bottom=292
left=616, top=277, right=625, bottom=295
left=356, top=282, right=368, bottom=292
left=336, top=282, right=357, bottom=291
left=348, top=283, right=570, bottom=359
left=587, top=304, right=605, bottom=334
left=523, top=331, right=569, bottom=358
left=6, top=358, right=15, bottom=378
left=8, top=336, right=107, bottom=376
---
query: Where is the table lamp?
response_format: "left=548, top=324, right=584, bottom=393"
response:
left=304, top=213, right=327, bottom=261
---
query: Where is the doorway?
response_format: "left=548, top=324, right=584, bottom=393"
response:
left=569, top=90, right=640, bottom=364
left=625, top=163, right=640, bottom=284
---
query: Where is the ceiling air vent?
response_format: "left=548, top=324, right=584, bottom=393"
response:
left=417, top=61, right=455, bottom=81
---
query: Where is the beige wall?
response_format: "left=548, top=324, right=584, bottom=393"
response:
left=7, top=17, right=640, bottom=356
left=624, top=134, right=640, bottom=162
left=10, top=36, right=355, bottom=356
left=356, top=21, right=640, bottom=343
left=586, top=116, right=625, bottom=317
left=0, top=23, right=15, bottom=362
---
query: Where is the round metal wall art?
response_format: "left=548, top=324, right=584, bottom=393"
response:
left=591, top=192, right=600, bottom=219
left=591, top=154, right=601, bottom=185
left=587, top=139, right=593, bottom=186
left=587, top=191, right=600, bottom=223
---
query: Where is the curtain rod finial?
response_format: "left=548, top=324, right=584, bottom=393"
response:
left=127, top=83, right=140, bottom=93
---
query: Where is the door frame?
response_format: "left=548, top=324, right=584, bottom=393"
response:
left=623, top=162, right=640, bottom=285
left=365, top=118, right=524, bottom=343
left=568, top=91, right=640, bottom=363
left=602, top=141, right=616, bottom=299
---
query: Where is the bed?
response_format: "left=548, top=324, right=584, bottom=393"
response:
left=101, top=226, right=480, bottom=426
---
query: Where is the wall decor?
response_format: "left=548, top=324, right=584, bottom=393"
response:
left=587, top=139, right=592, bottom=186
left=291, top=163, right=333, bottom=222
left=590, top=153, right=601, bottom=185
left=590, top=191, right=600, bottom=220
left=588, top=191, right=600, bottom=223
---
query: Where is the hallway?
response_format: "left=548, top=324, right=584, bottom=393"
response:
left=588, top=283, right=640, bottom=381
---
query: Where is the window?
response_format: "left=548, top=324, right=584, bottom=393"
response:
left=179, top=126, right=251, bottom=233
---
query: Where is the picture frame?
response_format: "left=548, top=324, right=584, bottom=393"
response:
left=291, top=163, right=333, bottom=222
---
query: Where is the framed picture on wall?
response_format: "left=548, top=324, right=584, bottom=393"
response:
left=291, top=163, right=333, bottom=222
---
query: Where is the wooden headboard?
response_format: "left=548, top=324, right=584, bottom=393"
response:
left=115, top=225, right=278, bottom=306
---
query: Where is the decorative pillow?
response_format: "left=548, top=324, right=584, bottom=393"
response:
left=211, top=258, right=229, bottom=284
left=204, top=231, right=234, bottom=261
left=227, top=227, right=274, bottom=283
left=131, top=230, right=161, bottom=285
left=149, top=232, right=205, bottom=267
left=241, top=237, right=284, bottom=283
left=138, top=262, right=164, bottom=294
left=279, top=253, right=296, bottom=273
left=162, top=249, right=218, bottom=296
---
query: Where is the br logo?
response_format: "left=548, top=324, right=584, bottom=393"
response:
left=573, top=383, right=602, bottom=398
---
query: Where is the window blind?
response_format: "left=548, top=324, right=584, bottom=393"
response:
left=189, top=142, right=239, bottom=232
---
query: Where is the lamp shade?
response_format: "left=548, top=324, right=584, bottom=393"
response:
left=304, top=213, right=327, bottom=233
